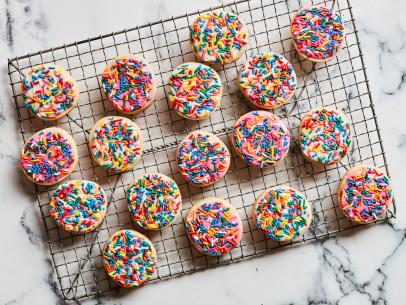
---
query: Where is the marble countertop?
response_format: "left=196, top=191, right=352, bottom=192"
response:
left=1, top=0, right=405, bottom=304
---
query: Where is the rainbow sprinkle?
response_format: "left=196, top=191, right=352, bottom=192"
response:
left=190, top=11, right=249, bottom=64
left=23, top=64, right=79, bottom=120
left=49, top=180, right=107, bottom=233
left=254, top=186, right=311, bottom=241
left=168, top=63, right=222, bottom=120
left=127, top=173, right=182, bottom=230
left=300, top=107, right=352, bottom=164
left=291, top=6, right=344, bottom=61
left=177, top=131, right=230, bottom=185
left=339, top=165, right=393, bottom=224
left=231, top=111, right=290, bottom=168
left=20, top=128, right=77, bottom=185
left=90, top=116, right=143, bottom=173
left=103, top=230, right=156, bottom=287
left=186, top=198, right=242, bottom=256
left=102, top=54, right=156, bottom=113
left=240, top=52, right=297, bottom=109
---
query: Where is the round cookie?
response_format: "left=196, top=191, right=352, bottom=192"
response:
left=185, top=197, right=242, bottom=256
left=231, top=110, right=290, bottom=168
left=49, top=180, right=108, bottom=234
left=101, top=54, right=156, bottom=114
left=103, top=230, right=157, bottom=288
left=20, top=127, right=78, bottom=185
left=300, top=107, right=352, bottom=165
left=23, top=64, right=80, bottom=120
left=127, top=173, right=182, bottom=230
left=167, top=62, right=222, bottom=120
left=291, top=6, right=345, bottom=62
left=190, top=11, right=249, bottom=64
left=177, top=130, right=230, bottom=186
left=239, top=52, right=297, bottom=109
left=89, top=116, right=143, bottom=173
left=254, top=186, right=312, bottom=241
left=338, top=165, right=393, bottom=224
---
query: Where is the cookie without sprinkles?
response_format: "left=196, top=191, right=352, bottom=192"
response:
left=168, top=62, right=222, bottom=120
left=300, top=107, right=352, bottom=165
left=177, top=131, right=230, bottom=186
left=89, top=116, right=143, bottom=172
left=231, top=111, right=290, bottom=168
left=254, top=186, right=312, bottom=241
left=338, top=165, right=393, bottom=224
left=49, top=180, right=108, bottom=233
left=186, top=197, right=242, bottom=256
left=291, top=6, right=345, bottom=62
left=103, top=230, right=156, bottom=288
left=240, top=52, right=297, bottom=109
left=102, top=54, right=156, bottom=114
left=127, top=173, right=182, bottom=230
left=190, top=11, right=249, bottom=64
left=20, top=127, right=78, bottom=185
left=23, top=64, right=79, bottom=120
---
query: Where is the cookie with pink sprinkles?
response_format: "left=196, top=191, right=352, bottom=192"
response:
left=102, top=54, right=156, bottom=114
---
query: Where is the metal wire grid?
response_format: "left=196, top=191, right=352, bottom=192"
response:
left=7, top=0, right=396, bottom=300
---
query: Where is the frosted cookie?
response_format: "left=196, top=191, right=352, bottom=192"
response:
left=231, top=111, right=290, bottom=168
left=89, top=116, right=143, bottom=172
left=20, top=127, right=78, bottom=185
left=239, top=52, right=297, bottom=109
left=338, top=165, right=393, bottom=224
left=103, top=230, right=157, bottom=287
left=300, top=107, right=352, bottom=165
left=127, top=173, right=182, bottom=230
left=190, top=11, right=249, bottom=64
left=254, top=186, right=312, bottom=241
left=167, top=62, right=222, bottom=120
left=101, top=54, right=156, bottom=114
left=177, top=131, right=230, bottom=186
left=23, top=64, right=79, bottom=120
left=49, top=180, right=107, bottom=233
left=291, top=6, right=345, bottom=62
left=186, top=197, right=242, bottom=256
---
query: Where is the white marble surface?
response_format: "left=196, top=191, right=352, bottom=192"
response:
left=1, top=0, right=405, bottom=304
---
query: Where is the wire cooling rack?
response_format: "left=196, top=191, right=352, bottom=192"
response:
left=8, top=0, right=396, bottom=300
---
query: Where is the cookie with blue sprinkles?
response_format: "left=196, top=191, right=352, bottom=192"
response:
left=49, top=180, right=108, bottom=233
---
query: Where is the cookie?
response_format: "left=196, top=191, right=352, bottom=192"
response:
left=291, top=6, right=345, bottom=62
left=338, top=165, right=393, bottom=224
left=231, top=110, right=290, bottom=168
left=101, top=54, right=156, bottom=114
left=167, top=62, right=222, bottom=120
left=127, top=173, right=182, bottom=230
left=300, top=107, right=352, bottom=165
left=49, top=180, right=108, bottom=233
left=190, top=11, right=249, bottom=64
left=239, top=52, right=297, bottom=109
left=177, top=130, right=230, bottom=186
left=185, top=197, right=242, bottom=256
left=89, top=116, right=143, bottom=173
left=254, top=186, right=312, bottom=241
left=103, top=230, right=157, bottom=288
left=23, top=64, right=80, bottom=120
left=20, top=127, right=78, bottom=185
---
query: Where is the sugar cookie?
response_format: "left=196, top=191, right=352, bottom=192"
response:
left=338, top=165, right=393, bottom=224
left=168, top=62, right=222, bottom=120
left=49, top=180, right=107, bottom=233
left=186, top=197, right=242, bottom=256
left=23, top=64, right=79, bottom=120
left=127, top=173, right=182, bottom=230
left=20, top=127, right=78, bottom=185
left=89, top=116, right=143, bottom=172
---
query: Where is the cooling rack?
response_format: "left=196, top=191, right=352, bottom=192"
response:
left=7, top=0, right=396, bottom=300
